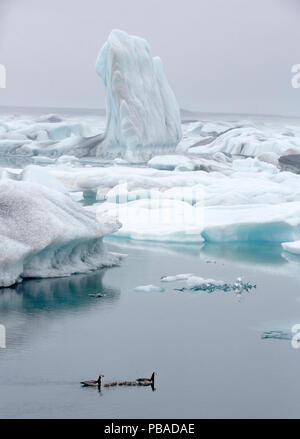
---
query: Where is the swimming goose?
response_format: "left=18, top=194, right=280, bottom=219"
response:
left=81, top=374, right=104, bottom=387
left=136, top=372, right=156, bottom=386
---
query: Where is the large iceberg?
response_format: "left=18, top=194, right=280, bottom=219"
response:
left=95, top=30, right=182, bottom=161
left=0, top=180, right=121, bottom=287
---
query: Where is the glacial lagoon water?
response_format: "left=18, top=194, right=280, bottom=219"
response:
left=1, top=239, right=300, bottom=418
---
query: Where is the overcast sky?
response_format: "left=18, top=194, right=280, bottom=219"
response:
left=0, top=0, right=299, bottom=116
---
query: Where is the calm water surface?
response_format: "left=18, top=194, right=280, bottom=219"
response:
left=1, top=239, right=300, bottom=418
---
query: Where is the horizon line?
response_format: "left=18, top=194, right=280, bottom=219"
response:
left=0, top=104, right=299, bottom=120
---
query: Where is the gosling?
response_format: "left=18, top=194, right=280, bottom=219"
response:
left=104, top=381, right=118, bottom=387
left=118, top=381, right=137, bottom=386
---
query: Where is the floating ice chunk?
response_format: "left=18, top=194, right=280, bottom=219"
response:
left=37, top=114, right=64, bottom=123
left=281, top=240, right=300, bottom=255
left=70, top=191, right=84, bottom=202
left=113, top=158, right=128, bottom=165
left=0, top=180, right=121, bottom=287
left=22, top=165, right=68, bottom=193
left=126, top=188, right=163, bottom=202
left=203, top=202, right=300, bottom=242
left=257, top=152, right=279, bottom=167
left=186, top=276, right=224, bottom=289
left=200, top=126, right=300, bottom=157
left=32, top=156, right=56, bottom=165
left=0, top=139, right=33, bottom=156
left=160, top=273, right=195, bottom=282
left=95, top=29, right=182, bottom=161
left=200, top=121, right=233, bottom=136
left=56, top=155, right=80, bottom=166
left=175, top=162, right=195, bottom=172
left=0, top=167, right=23, bottom=181
left=0, top=132, right=28, bottom=141
left=87, top=202, right=119, bottom=214
left=36, top=130, right=49, bottom=141
left=261, top=331, right=292, bottom=341
left=181, top=276, right=256, bottom=293
left=148, top=155, right=194, bottom=171
left=96, top=198, right=205, bottom=243
left=96, top=187, right=111, bottom=201
left=19, top=121, right=91, bottom=141
left=104, top=184, right=163, bottom=203
left=105, top=183, right=130, bottom=203
left=278, top=153, right=300, bottom=174
left=134, top=284, right=165, bottom=293
left=232, top=157, right=278, bottom=174
left=163, top=186, right=203, bottom=205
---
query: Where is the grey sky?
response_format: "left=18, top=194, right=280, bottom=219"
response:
left=0, top=0, right=299, bottom=116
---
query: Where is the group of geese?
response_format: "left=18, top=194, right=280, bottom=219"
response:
left=81, top=372, right=156, bottom=389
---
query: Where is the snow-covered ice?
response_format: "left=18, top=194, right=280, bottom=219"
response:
left=0, top=180, right=121, bottom=287
left=22, top=164, right=68, bottom=193
left=94, top=198, right=205, bottom=242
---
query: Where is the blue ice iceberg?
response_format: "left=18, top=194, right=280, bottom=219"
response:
left=95, top=30, right=182, bottom=161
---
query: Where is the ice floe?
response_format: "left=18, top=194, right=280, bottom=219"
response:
left=261, top=331, right=292, bottom=341
left=148, top=155, right=195, bottom=171
left=0, top=180, right=121, bottom=287
left=151, top=272, right=256, bottom=294
left=281, top=240, right=300, bottom=255
left=94, top=198, right=205, bottom=242
left=2, top=110, right=300, bottom=246
left=22, top=164, right=68, bottom=193
left=174, top=275, right=256, bottom=294
left=198, top=126, right=300, bottom=157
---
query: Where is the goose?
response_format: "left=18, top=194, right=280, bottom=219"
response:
left=81, top=374, right=104, bottom=387
left=136, top=372, right=156, bottom=386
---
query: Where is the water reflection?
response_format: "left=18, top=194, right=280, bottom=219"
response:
left=199, top=242, right=285, bottom=266
left=106, top=238, right=286, bottom=268
left=0, top=269, right=120, bottom=314
left=106, top=238, right=285, bottom=265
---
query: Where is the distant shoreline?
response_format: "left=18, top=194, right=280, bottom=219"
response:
left=0, top=105, right=299, bottom=122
